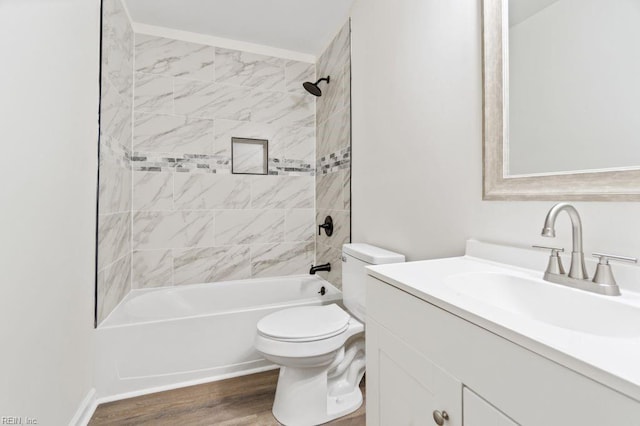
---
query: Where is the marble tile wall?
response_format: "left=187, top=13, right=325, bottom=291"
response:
left=97, top=0, right=134, bottom=324
left=130, top=34, right=317, bottom=288
left=315, top=21, right=352, bottom=289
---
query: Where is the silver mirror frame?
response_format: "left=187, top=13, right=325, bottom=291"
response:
left=482, top=0, right=640, bottom=201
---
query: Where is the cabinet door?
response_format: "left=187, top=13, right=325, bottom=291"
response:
left=367, top=320, right=462, bottom=426
left=464, top=387, right=518, bottom=426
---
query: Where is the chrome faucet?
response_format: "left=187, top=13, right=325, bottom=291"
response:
left=541, top=203, right=588, bottom=279
left=537, top=203, right=636, bottom=296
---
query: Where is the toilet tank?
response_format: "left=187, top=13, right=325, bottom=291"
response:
left=342, top=243, right=405, bottom=322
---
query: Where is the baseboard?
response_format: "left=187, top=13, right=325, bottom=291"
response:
left=68, top=388, right=98, bottom=426
left=96, top=364, right=278, bottom=405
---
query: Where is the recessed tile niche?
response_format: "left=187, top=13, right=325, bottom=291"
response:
left=232, top=137, right=268, bottom=175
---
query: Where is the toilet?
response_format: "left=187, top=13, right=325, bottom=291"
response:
left=255, top=243, right=405, bottom=425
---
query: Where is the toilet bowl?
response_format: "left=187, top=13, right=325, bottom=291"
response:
left=256, top=304, right=365, bottom=425
left=255, top=244, right=405, bottom=425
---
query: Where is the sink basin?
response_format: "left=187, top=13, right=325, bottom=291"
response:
left=446, top=272, right=640, bottom=338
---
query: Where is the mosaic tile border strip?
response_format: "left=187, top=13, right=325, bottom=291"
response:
left=131, top=153, right=230, bottom=173
left=131, top=152, right=315, bottom=176
left=269, top=158, right=315, bottom=176
left=317, top=146, right=351, bottom=175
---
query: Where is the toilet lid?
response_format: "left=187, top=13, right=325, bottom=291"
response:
left=257, top=304, right=351, bottom=342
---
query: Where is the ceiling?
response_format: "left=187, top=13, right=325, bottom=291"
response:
left=124, top=0, right=354, bottom=56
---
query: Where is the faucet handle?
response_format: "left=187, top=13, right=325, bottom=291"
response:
left=592, top=253, right=638, bottom=265
left=591, top=254, right=636, bottom=291
left=532, top=245, right=564, bottom=254
left=533, top=245, right=565, bottom=275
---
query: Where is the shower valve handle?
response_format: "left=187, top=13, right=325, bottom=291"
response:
left=318, top=216, right=334, bottom=236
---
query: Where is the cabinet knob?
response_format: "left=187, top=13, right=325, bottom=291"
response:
left=432, top=410, right=449, bottom=425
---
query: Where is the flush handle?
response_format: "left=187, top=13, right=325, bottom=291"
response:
left=432, top=410, right=449, bottom=425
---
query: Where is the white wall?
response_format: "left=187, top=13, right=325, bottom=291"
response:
left=0, top=0, right=99, bottom=424
left=350, top=0, right=640, bottom=264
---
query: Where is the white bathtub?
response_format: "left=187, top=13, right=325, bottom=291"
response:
left=95, top=275, right=341, bottom=401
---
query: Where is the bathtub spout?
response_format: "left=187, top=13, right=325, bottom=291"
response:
left=309, top=263, right=331, bottom=274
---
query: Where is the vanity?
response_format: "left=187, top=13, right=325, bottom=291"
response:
left=364, top=240, right=640, bottom=425
left=362, top=0, right=640, bottom=420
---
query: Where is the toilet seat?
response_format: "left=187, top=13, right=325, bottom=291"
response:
left=255, top=304, right=364, bottom=360
left=257, top=304, right=350, bottom=342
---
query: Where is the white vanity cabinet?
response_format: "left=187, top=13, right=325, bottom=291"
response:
left=365, top=275, right=640, bottom=426
left=463, top=388, right=517, bottom=426
left=367, top=318, right=462, bottom=425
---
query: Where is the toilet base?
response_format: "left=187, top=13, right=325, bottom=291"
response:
left=271, top=336, right=366, bottom=425
left=272, top=367, right=363, bottom=426
left=326, top=386, right=363, bottom=421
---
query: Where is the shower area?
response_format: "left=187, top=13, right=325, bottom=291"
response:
left=95, top=0, right=351, bottom=398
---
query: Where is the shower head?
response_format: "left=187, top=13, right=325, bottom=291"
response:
left=303, top=81, right=322, bottom=96
left=302, top=76, right=330, bottom=97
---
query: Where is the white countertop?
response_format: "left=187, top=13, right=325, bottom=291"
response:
left=366, top=240, right=640, bottom=402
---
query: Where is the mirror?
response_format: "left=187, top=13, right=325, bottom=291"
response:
left=483, top=0, right=640, bottom=200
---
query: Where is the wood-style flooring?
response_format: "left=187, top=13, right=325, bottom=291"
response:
left=89, top=369, right=366, bottom=425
